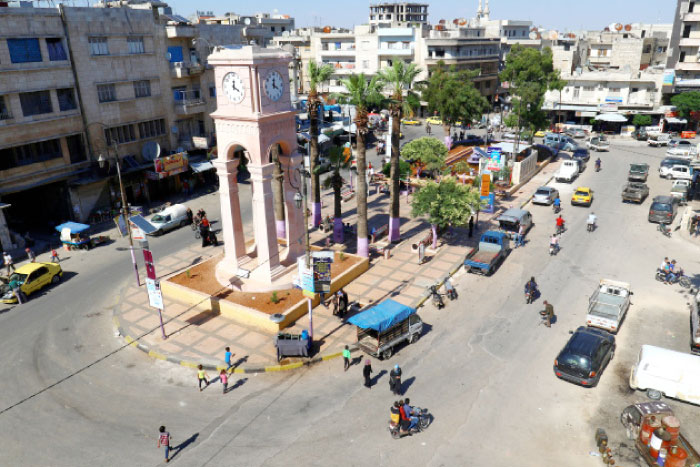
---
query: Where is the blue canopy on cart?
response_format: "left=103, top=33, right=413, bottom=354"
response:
left=348, top=299, right=417, bottom=333
left=55, top=222, right=90, bottom=234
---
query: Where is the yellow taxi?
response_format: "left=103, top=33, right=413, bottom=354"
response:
left=534, top=130, right=546, bottom=137
left=1, top=262, right=63, bottom=303
left=426, top=116, right=443, bottom=125
left=401, top=118, right=420, bottom=126
left=571, top=187, right=593, bottom=206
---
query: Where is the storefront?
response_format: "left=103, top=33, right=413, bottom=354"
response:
left=145, top=152, right=189, bottom=201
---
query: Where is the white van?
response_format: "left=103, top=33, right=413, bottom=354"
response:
left=555, top=160, right=579, bottom=183
left=629, top=345, right=700, bottom=406
left=148, top=203, right=191, bottom=235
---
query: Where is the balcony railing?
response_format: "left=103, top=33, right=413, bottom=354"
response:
left=0, top=108, right=11, bottom=120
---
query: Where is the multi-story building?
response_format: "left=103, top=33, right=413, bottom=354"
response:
left=196, top=11, right=294, bottom=46
left=583, top=24, right=671, bottom=72
left=369, top=2, right=428, bottom=29
left=666, top=0, right=700, bottom=95
left=543, top=70, right=664, bottom=122
left=0, top=1, right=287, bottom=250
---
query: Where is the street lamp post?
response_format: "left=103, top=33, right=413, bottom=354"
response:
left=98, top=145, right=140, bottom=288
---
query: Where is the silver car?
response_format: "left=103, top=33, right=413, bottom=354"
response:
left=532, top=186, right=560, bottom=205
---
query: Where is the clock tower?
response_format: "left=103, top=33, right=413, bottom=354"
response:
left=208, top=45, right=304, bottom=287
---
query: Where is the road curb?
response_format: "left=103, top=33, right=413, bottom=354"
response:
left=112, top=315, right=358, bottom=374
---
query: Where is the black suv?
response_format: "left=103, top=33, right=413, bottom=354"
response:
left=554, top=326, right=615, bottom=387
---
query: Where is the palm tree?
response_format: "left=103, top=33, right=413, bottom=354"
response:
left=270, top=143, right=285, bottom=238
left=378, top=58, right=421, bottom=243
left=306, top=61, right=334, bottom=227
left=333, top=74, right=385, bottom=257
left=323, top=145, right=354, bottom=244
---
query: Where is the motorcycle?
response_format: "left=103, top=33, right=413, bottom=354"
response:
left=549, top=243, right=560, bottom=256
left=525, top=288, right=538, bottom=304
left=587, top=221, right=596, bottom=232
left=429, top=285, right=445, bottom=309
left=553, top=203, right=561, bottom=214
left=444, top=280, right=458, bottom=301
left=655, top=269, right=691, bottom=288
left=658, top=223, right=671, bottom=238
left=556, top=223, right=566, bottom=235
left=389, top=407, right=431, bottom=439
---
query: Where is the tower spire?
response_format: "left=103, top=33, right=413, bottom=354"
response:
left=477, top=0, right=482, bottom=18
left=484, top=0, right=490, bottom=19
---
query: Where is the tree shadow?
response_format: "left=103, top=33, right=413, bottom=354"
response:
left=169, top=432, right=199, bottom=461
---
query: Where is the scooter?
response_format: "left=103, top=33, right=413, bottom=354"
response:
left=389, top=407, right=431, bottom=439
left=444, top=279, right=458, bottom=301
left=525, top=288, right=538, bottom=304
left=658, top=223, right=671, bottom=238
left=429, top=285, right=445, bottom=309
left=553, top=203, right=561, bottom=214
left=549, top=243, right=560, bottom=256
left=587, top=221, right=596, bottom=232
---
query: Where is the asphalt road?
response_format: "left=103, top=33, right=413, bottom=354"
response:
left=1, top=131, right=699, bottom=467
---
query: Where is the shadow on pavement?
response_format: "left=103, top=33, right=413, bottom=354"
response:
left=371, top=369, right=387, bottom=386
left=227, top=377, right=247, bottom=393
left=169, top=432, right=199, bottom=461
left=401, top=376, right=416, bottom=395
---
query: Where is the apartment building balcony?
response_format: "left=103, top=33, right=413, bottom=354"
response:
left=173, top=91, right=206, bottom=116
left=170, top=62, right=204, bottom=78
left=677, top=61, right=700, bottom=71
left=323, top=62, right=356, bottom=74
left=319, top=48, right=356, bottom=57
left=679, top=37, right=700, bottom=47
left=424, top=54, right=498, bottom=65
left=683, top=12, right=700, bottom=22
left=166, top=25, right=196, bottom=38
left=378, top=46, right=414, bottom=56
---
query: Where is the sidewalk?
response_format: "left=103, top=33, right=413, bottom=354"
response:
left=113, top=158, right=562, bottom=373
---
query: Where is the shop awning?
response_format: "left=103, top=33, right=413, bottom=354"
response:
left=594, top=113, right=628, bottom=122
left=190, top=161, right=215, bottom=173
left=665, top=117, right=688, bottom=124
left=54, top=222, right=90, bottom=234
left=298, top=132, right=331, bottom=144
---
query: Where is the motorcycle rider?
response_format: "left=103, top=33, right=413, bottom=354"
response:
left=667, top=259, right=683, bottom=284
left=390, top=401, right=401, bottom=427
left=524, top=277, right=538, bottom=303
left=549, top=233, right=560, bottom=254
left=659, top=257, right=670, bottom=276
left=555, top=215, right=565, bottom=234
left=587, top=212, right=597, bottom=232
left=553, top=196, right=561, bottom=213
left=403, top=398, right=418, bottom=431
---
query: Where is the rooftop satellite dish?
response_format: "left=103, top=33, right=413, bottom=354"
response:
left=142, top=141, right=161, bottom=161
left=624, top=24, right=632, bottom=31
left=549, top=30, right=559, bottom=40
left=529, top=31, right=538, bottom=40
left=453, top=18, right=459, bottom=25
left=323, top=26, right=331, bottom=33
left=615, top=23, right=623, bottom=31
left=439, top=19, right=446, bottom=24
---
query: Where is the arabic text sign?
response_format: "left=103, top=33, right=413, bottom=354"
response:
left=146, top=278, right=164, bottom=310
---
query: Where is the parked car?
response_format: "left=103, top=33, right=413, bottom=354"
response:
left=632, top=129, right=648, bottom=141
left=532, top=186, right=560, bottom=205
left=426, top=116, right=443, bottom=125
left=148, top=204, right=192, bottom=235
left=629, top=345, right=700, bottom=405
left=496, top=208, right=533, bottom=238
left=586, top=279, right=632, bottom=334
left=464, top=231, right=510, bottom=276
left=571, top=147, right=590, bottom=163
left=659, top=157, right=690, bottom=178
left=648, top=134, right=671, bottom=147
left=400, top=118, right=420, bottom=126
left=555, top=160, right=580, bottom=183
left=534, top=130, right=546, bottom=137
left=569, top=129, right=587, bottom=139
left=553, top=326, right=615, bottom=387
left=1, top=262, right=63, bottom=304
left=670, top=179, right=691, bottom=204
left=459, top=134, right=485, bottom=146
left=628, top=163, right=649, bottom=182
left=531, top=144, right=558, bottom=161
left=666, top=140, right=697, bottom=157
left=648, top=195, right=679, bottom=224
left=621, top=182, right=649, bottom=203
left=571, top=186, right=593, bottom=206
left=587, top=136, right=610, bottom=152
left=668, top=164, right=692, bottom=181
left=544, top=133, right=576, bottom=151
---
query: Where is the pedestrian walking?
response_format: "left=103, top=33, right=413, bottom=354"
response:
left=220, top=369, right=228, bottom=394
left=542, top=301, right=555, bottom=328
left=50, top=248, right=60, bottom=263
left=25, top=248, right=35, bottom=263
left=363, top=359, right=373, bottom=389
left=343, top=345, right=351, bottom=371
left=389, top=364, right=402, bottom=395
left=516, top=224, right=526, bottom=248
left=426, top=123, right=432, bottom=135
left=4, top=251, right=15, bottom=275
left=197, top=364, right=209, bottom=391
left=157, top=426, right=172, bottom=463
left=468, top=216, right=474, bottom=238
left=224, top=347, right=233, bottom=371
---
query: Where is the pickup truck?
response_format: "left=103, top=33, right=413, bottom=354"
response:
left=464, top=231, right=510, bottom=276
left=586, top=279, right=631, bottom=334
left=348, top=299, right=423, bottom=360
left=555, top=160, right=579, bottom=182
left=628, top=163, right=650, bottom=182
left=670, top=179, right=691, bottom=205
left=620, top=401, right=700, bottom=466
left=648, top=134, right=670, bottom=147
left=621, top=182, right=649, bottom=203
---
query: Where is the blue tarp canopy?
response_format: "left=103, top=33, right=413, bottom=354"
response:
left=348, top=299, right=417, bottom=333
left=55, top=222, right=90, bottom=234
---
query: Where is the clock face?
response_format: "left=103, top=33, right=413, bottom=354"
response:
left=222, top=72, right=245, bottom=104
left=264, top=70, right=284, bottom=102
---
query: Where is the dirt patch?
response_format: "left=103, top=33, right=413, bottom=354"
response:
left=168, top=252, right=363, bottom=315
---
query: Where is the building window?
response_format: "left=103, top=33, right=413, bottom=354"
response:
left=0, top=96, right=11, bottom=120
left=19, top=91, right=52, bottom=116
left=363, top=60, right=370, bottom=69
left=680, top=51, right=687, bottom=62
left=97, top=84, right=117, bottom=103
left=0, top=138, right=62, bottom=170
left=573, top=87, right=580, bottom=99
left=683, top=25, right=692, bottom=39
left=45, top=38, right=67, bottom=61
left=57, top=88, right=77, bottom=111
left=127, top=36, right=145, bottom=54
left=133, top=80, right=151, bottom=98
left=66, top=134, right=87, bottom=163
left=138, top=119, right=166, bottom=139
left=104, top=124, right=136, bottom=145
left=89, top=37, right=109, bottom=56
left=7, top=38, right=42, bottom=63
left=209, top=85, right=216, bottom=98
left=690, top=2, right=696, bottom=13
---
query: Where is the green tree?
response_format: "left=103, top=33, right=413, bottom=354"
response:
left=500, top=45, right=561, bottom=139
left=400, top=137, right=448, bottom=177
left=306, top=61, right=334, bottom=227
left=671, top=92, right=700, bottom=122
left=333, top=74, right=385, bottom=257
left=411, top=179, right=483, bottom=248
left=549, top=74, right=567, bottom=129
left=378, top=58, right=421, bottom=242
left=632, top=114, right=652, bottom=128
left=323, top=145, right=354, bottom=243
left=420, top=61, right=489, bottom=134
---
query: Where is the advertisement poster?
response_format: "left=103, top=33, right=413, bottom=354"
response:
left=480, top=174, right=491, bottom=197
left=146, top=278, right=164, bottom=310
left=312, top=253, right=334, bottom=294
left=480, top=193, right=495, bottom=214
left=486, top=147, right=502, bottom=172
